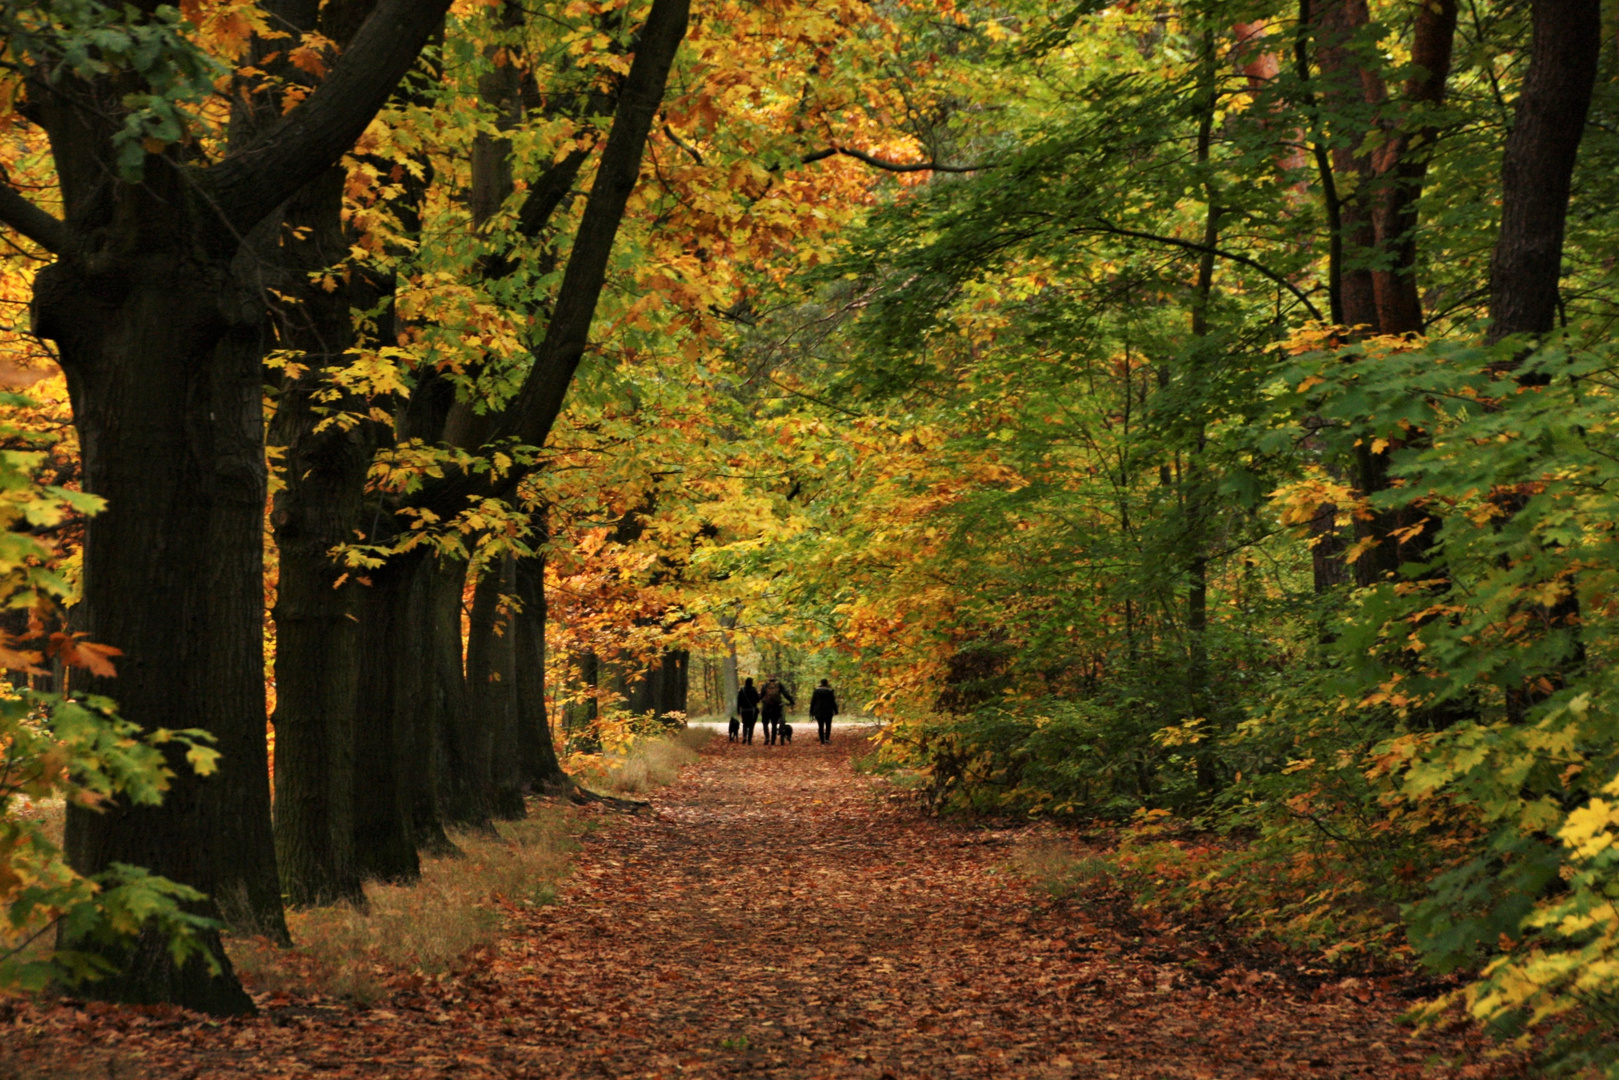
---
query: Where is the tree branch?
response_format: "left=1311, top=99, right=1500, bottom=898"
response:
left=801, top=146, right=988, bottom=174
left=206, top=0, right=452, bottom=236
left=500, top=0, right=691, bottom=453
left=1079, top=219, right=1325, bottom=322
left=515, top=145, right=593, bottom=239
left=0, top=182, right=67, bottom=255
left=662, top=123, right=704, bottom=165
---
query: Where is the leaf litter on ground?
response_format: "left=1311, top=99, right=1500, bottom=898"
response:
left=0, top=732, right=1531, bottom=1079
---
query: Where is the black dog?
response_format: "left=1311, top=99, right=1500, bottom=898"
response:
left=727, top=715, right=740, bottom=742
left=779, top=723, right=793, bottom=744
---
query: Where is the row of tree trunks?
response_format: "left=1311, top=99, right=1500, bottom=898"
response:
left=620, top=651, right=692, bottom=720
left=19, top=0, right=458, bottom=1013
left=276, top=0, right=691, bottom=901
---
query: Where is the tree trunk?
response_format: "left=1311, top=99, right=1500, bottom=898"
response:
left=568, top=650, right=602, bottom=752
left=352, top=554, right=423, bottom=882
left=1488, top=0, right=1602, bottom=724
left=1369, top=0, right=1457, bottom=336
left=42, top=201, right=281, bottom=1013
left=1311, top=0, right=1382, bottom=330
left=467, top=554, right=526, bottom=819
left=720, top=607, right=741, bottom=718
left=1184, top=26, right=1218, bottom=790
left=1309, top=501, right=1350, bottom=593
left=1487, top=0, right=1602, bottom=345
left=268, top=158, right=375, bottom=908
left=514, top=552, right=567, bottom=791
left=434, top=557, right=494, bottom=831
left=388, top=547, right=460, bottom=857
left=660, top=650, right=690, bottom=718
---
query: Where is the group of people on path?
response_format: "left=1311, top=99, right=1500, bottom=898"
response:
left=733, top=677, right=839, bottom=745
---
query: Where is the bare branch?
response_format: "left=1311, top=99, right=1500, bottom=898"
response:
left=801, top=146, right=989, bottom=174
left=0, top=182, right=67, bottom=255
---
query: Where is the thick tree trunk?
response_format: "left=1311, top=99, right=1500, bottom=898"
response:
left=1489, top=0, right=1602, bottom=723
left=434, top=557, right=495, bottom=831
left=272, top=484, right=366, bottom=904
left=41, top=199, right=280, bottom=1013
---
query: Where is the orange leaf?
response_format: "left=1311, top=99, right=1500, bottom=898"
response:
left=48, top=633, right=121, bottom=678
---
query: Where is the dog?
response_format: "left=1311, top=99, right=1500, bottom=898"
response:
left=727, top=715, right=740, bottom=742
left=779, top=722, right=793, bottom=744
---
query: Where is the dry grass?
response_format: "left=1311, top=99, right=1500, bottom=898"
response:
left=231, top=802, right=575, bottom=1003
left=5, top=729, right=712, bottom=1011
left=589, top=726, right=713, bottom=795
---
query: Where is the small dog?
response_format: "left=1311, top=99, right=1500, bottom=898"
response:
left=727, top=715, right=740, bottom=742
left=779, top=723, right=793, bottom=744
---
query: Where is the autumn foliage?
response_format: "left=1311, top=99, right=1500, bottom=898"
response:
left=0, top=0, right=1616, bottom=1076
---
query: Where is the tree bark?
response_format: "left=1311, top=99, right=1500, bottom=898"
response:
left=268, top=167, right=374, bottom=908
left=352, top=555, right=424, bottom=882
left=41, top=182, right=283, bottom=1015
left=1487, top=0, right=1602, bottom=344
left=515, top=550, right=567, bottom=791
left=1370, top=0, right=1458, bottom=335
left=466, top=555, right=526, bottom=820
left=1311, top=0, right=1382, bottom=330
left=1488, top=0, right=1602, bottom=724
left=433, top=557, right=494, bottom=831
left=719, top=605, right=741, bottom=718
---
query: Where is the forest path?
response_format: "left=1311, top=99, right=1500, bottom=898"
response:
left=5, top=732, right=1522, bottom=1080
left=438, top=731, right=1515, bottom=1080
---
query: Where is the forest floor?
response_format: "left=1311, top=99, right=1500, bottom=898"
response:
left=1, top=731, right=1530, bottom=1080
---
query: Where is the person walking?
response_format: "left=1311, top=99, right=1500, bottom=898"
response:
left=808, top=678, right=838, bottom=743
left=759, top=676, right=794, bottom=745
left=737, top=677, right=761, bottom=745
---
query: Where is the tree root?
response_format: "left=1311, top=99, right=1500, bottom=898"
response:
left=564, top=781, right=650, bottom=812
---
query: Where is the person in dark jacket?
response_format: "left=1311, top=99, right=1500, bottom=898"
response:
left=759, top=677, right=794, bottom=745
left=808, top=679, right=838, bottom=743
left=736, top=678, right=761, bottom=745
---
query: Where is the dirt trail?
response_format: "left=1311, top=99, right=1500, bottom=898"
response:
left=4, top=732, right=1522, bottom=1079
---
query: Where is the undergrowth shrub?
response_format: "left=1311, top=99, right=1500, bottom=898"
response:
left=231, top=805, right=573, bottom=1002
left=874, top=699, right=1177, bottom=817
